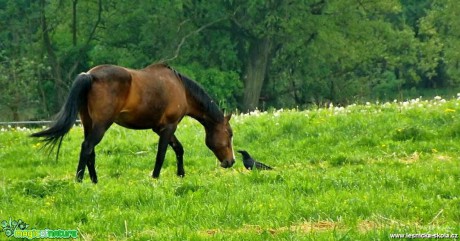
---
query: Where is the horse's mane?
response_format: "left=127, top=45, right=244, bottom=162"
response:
left=175, top=72, right=224, bottom=123
left=180, top=73, right=223, bottom=123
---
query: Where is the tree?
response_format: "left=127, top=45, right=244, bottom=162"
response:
left=1, top=0, right=460, bottom=119
left=418, top=0, right=460, bottom=87
left=225, top=0, right=303, bottom=111
left=39, top=0, right=102, bottom=111
left=0, top=0, right=51, bottom=120
left=0, top=55, right=49, bottom=120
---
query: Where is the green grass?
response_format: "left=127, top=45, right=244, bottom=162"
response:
left=1, top=97, right=459, bottom=240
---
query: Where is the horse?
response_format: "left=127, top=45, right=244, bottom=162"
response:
left=31, top=63, right=235, bottom=183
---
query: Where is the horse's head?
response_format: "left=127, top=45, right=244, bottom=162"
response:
left=205, top=114, right=235, bottom=168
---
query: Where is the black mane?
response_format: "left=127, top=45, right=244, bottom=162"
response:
left=174, top=71, right=224, bottom=123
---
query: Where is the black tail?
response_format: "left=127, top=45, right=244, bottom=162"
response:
left=255, top=161, right=273, bottom=170
left=31, top=73, right=92, bottom=160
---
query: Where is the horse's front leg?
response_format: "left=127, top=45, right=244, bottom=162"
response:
left=152, top=125, right=177, bottom=178
left=169, top=134, right=185, bottom=177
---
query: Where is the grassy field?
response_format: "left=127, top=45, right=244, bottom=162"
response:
left=0, top=96, right=459, bottom=240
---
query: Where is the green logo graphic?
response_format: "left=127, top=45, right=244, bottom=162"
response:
left=1, top=218, right=78, bottom=239
left=1, top=218, right=29, bottom=237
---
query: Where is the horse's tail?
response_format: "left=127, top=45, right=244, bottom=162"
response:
left=31, top=73, right=93, bottom=160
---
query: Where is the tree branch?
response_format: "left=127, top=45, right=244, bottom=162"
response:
left=163, top=16, right=228, bottom=62
left=85, top=0, right=102, bottom=46
left=67, top=0, right=102, bottom=82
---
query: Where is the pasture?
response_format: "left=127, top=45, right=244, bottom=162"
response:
left=0, top=97, right=459, bottom=240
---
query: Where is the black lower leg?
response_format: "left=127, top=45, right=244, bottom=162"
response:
left=152, top=125, right=176, bottom=178
left=76, top=142, right=88, bottom=182
left=87, top=151, right=97, bottom=183
left=170, top=135, right=185, bottom=177
left=76, top=125, right=107, bottom=183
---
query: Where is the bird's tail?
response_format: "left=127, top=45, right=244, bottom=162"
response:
left=255, top=161, right=273, bottom=170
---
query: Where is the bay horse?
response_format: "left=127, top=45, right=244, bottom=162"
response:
left=31, top=63, right=235, bottom=183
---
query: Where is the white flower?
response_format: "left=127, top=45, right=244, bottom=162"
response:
left=249, top=109, right=260, bottom=116
left=434, top=96, right=442, bottom=100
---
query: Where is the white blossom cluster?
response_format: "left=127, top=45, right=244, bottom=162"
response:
left=1, top=94, right=459, bottom=132
left=1, top=125, right=32, bottom=132
left=232, top=94, right=460, bottom=122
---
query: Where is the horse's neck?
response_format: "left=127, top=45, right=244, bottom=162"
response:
left=187, top=107, right=222, bottom=135
left=185, top=93, right=222, bottom=129
left=187, top=111, right=216, bottom=130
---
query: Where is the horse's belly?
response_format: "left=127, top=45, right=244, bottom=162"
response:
left=114, top=110, right=162, bottom=130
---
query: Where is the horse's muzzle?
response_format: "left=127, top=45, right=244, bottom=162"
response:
left=221, top=159, right=235, bottom=168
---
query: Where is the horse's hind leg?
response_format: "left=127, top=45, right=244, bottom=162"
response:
left=76, top=114, right=92, bottom=182
left=169, top=134, right=185, bottom=177
left=77, top=122, right=110, bottom=183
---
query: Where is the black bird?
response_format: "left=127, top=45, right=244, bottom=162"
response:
left=237, top=150, right=273, bottom=170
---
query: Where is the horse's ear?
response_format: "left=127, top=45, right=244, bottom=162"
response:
left=225, top=113, right=232, bottom=121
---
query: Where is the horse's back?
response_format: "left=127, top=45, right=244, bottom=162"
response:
left=85, top=63, right=187, bottom=130
left=131, top=64, right=188, bottom=129
left=88, top=64, right=131, bottom=81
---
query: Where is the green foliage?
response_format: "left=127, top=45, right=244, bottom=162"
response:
left=177, top=64, right=242, bottom=110
left=2, top=0, right=460, bottom=118
left=0, top=54, right=51, bottom=120
left=392, top=126, right=432, bottom=141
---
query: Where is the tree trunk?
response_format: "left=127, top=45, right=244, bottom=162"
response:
left=242, top=37, right=272, bottom=112
left=72, top=0, right=78, bottom=46
left=40, top=0, right=65, bottom=109
left=10, top=106, right=19, bottom=121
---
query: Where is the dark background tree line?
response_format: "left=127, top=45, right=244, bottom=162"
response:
left=1, top=0, right=459, bottom=121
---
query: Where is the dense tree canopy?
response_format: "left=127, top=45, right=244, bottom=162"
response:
left=0, top=0, right=459, bottom=120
